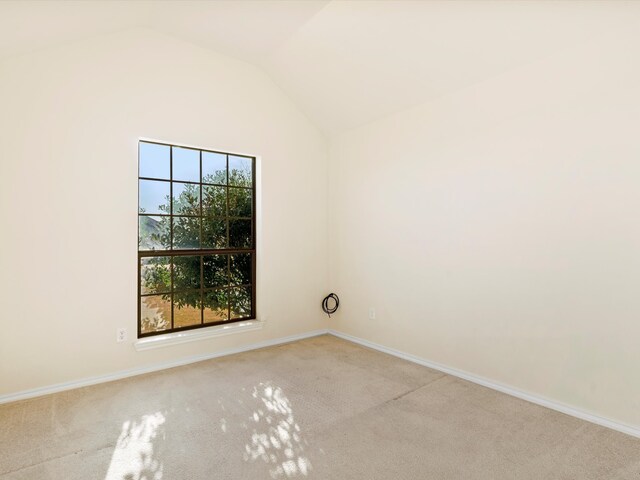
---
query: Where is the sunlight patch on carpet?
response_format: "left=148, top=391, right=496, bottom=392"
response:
left=244, top=383, right=312, bottom=478
left=104, top=411, right=165, bottom=480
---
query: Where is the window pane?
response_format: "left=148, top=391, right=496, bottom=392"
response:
left=172, top=147, right=200, bottom=182
left=141, top=256, right=171, bottom=294
left=173, top=291, right=202, bottom=328
left=139, top=142, right=170, bottom=180
left=228, top=187, right=252, bottom=218
left=202, top=152, right=227, bottom=185
left=139, top=179, right=170, bottom=214
left=173, top=182, right=201, bottom=216
left=229, top=219, right=251, bottom=248
left=230, top=253, right=251, bottom=285
left=228, top=155, right=252, bottom=187
left=139, top=215, right=170, bottom=251
left=202, top=218, right=227, bottom=249
left=141, top=294, right=171, bottom=334
left=204, top=289, right=229, bottom=323
left=202, top=185, right=227, bottom=217
left=173, top=255, right=201, bottom=290
left=173, top=217, right=200, bottom=249
left=203, top=254, right=228, bottom=288
left=230, top=286, right=251, bottom=319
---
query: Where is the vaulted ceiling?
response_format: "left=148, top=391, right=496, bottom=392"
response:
left=0, top=1, right=635, bottom=136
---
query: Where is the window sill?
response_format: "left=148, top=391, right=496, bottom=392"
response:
left=133, top=320, right=264, bottom=351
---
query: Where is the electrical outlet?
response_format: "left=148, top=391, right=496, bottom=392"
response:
left=117, top=328, right=127, bottom=343
left=368, top=307, right=376, bottom=320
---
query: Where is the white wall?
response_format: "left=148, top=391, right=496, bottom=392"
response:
left=329, top=24, right=640, bottom=428
left=0, top=28, right=328, bottom=395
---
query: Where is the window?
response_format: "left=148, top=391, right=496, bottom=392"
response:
left=138, top=141, right=256, bottom=337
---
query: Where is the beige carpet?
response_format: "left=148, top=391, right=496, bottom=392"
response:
left=1, top=334, right=639, bottom=479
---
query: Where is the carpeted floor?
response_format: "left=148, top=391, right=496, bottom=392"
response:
left=1, top=334, right=639, bottom=479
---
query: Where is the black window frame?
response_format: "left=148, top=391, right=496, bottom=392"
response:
left=137, top=140, right=256, bottom=338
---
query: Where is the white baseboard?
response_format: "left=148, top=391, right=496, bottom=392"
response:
left=3, top=327, right=638, bottom=440
left=328, top=329, right=640, bottom=439
left=0, top=329, right=328, bottom=405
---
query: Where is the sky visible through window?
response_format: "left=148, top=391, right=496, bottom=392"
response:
left=139, top=142, right=170, bottom=179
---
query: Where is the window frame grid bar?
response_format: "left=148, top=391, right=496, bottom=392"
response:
left=199, top=152, right=204, bottom=326
left=138, top=176, right=252, bottom=191
left=226, top=154, right=231, bottom=321
left=140, top=283, right=253, bottom=298
left=139, top=247, right=253, bottom=257
left=139, top=213, right=252, bottom=221
left=169, top=146, right=174, bottom=330
left=251, top=155, right=256, bottom=318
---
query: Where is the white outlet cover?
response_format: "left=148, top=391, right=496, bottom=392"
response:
left=368, top=308, right=376, bottom=320
left=117, top=328, right=127, bottom=342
